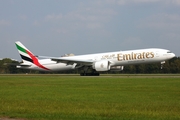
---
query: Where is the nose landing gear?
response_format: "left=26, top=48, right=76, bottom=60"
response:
left=160, top=61, right=165, bottom=69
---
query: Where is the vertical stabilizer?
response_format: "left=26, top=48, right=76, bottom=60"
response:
left=15, top=41, right=49, bottom=70
left=15, top=41, right=35, bottom=64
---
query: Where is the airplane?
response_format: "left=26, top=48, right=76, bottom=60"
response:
left=15, top=41, right=175, bottom=76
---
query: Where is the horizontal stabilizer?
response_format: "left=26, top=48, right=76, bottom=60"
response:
left=18, top=63, right=32, bottom=67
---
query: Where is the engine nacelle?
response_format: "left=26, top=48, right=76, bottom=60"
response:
left=110, top=66, right=124, bottom=71
left=93, top=60, right=110, bottom=71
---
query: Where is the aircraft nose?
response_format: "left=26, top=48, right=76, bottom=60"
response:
left=168, top=53, right=176, bottom=59
left=172, top=53, right=176, bottom=58
left=166, top=52, right=175, bottom=59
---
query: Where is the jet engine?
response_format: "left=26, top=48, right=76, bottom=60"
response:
left=93, top=60, right=110, bottom=71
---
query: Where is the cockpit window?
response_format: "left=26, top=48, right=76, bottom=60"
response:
left=167, top=51, right=171, bottom=53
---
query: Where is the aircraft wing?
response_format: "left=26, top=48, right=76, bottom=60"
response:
left=52, top=58, right=94, bottom=66
left=38, top=56, right=94, bottom=65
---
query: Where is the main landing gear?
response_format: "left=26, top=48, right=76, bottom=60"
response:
left=80, top=67, right=100, bottom=76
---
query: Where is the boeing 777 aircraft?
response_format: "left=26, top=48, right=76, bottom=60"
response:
left=15, top=41, right=175, bottom=76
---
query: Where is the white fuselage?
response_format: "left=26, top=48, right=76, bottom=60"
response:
left=18, top=48, right=175, bottom=71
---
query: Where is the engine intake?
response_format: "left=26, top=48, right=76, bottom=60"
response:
left=93, top=60, right=110, bottom=71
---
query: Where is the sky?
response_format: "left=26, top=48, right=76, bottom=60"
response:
left=0, top=0, right=180, bottom=60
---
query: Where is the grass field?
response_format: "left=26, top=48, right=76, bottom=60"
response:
left=0, top=74, right=180, bottom=120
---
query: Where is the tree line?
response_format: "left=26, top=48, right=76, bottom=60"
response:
left=0, top=57, right=180, bottom=74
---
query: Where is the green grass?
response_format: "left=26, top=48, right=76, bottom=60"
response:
left=0, top=75, right=180, bottom=120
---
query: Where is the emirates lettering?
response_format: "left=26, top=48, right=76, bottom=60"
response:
left=117, top=52, right=154, bottom=61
